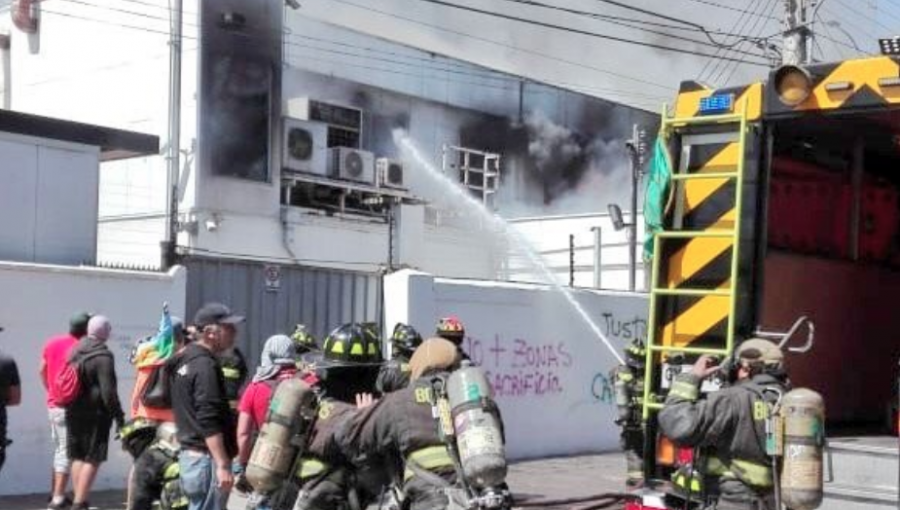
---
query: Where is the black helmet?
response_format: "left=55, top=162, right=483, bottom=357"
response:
left=624, top=338, right=646, bottom=370
left=322, top=323, right=383, bottom=365
left=291, top=324, right=318, bottom=353
left=119, top=418, right=158, bottom=459
left=391, top=323, right=423, bottom=358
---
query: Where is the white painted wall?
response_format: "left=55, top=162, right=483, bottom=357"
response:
left=0, top=262, right=186, bottom=496
left=384, top=270, right=649, bottom=460
left=0, top=131, right=100, bottom=266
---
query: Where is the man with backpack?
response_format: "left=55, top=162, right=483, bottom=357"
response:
left=65, top=315, right=125, bottom=510
left=40, top=311, right=90, bottom=510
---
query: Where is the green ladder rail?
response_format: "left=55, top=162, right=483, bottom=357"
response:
left=641, top=101, right=750, bottom=420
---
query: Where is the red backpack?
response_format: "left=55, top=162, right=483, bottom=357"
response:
left=54, top=351, right=110, bottom=407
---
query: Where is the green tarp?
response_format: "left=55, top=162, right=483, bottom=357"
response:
left=643, top=135, right=672, bottom=261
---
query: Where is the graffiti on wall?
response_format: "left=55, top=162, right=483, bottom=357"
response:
left=464, top=334, right=573, bottom=398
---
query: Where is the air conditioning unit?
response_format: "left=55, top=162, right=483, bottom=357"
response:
left=282, top=118, right=328, bottom=175
left=328, top=147, right=375, bottom=184
left=376, top=158, right=406, bottom=189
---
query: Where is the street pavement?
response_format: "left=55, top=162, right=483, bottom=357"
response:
left=1, top=453, right=627, bottom=510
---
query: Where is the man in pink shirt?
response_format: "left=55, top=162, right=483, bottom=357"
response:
left=39, top=312, right=90, bottom=510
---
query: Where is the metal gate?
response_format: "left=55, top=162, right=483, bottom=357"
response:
left=183, top=256, right=381, bottom=364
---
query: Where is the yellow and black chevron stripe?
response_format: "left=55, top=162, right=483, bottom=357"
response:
left=659, top=140, right=739, bottom=350
left=766, top=56, right=900, bottom=116
left=674, top=81, right=763, bottom=121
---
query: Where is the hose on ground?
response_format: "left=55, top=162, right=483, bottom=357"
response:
left=513, top=492, right=636, bottom=508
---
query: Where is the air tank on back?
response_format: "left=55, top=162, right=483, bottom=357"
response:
left=446, top=362, right=507, bottom=489
left=246, top=378, right=317, bottom=494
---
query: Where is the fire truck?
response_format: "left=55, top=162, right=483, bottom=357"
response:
left=632, top=54, right=900, bottom=510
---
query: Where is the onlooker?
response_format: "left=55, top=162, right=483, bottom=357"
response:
left=130, top=316, right=189, bottom=423
left=40, top=312, right=90, bottom=510
left=172, top=303, right=244, bottom=510
left=67, top=316, right=125, bottom=510
left=0, top=326, right=21, bottom=477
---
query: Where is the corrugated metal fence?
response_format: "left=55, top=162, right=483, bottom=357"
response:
left=184, top=256, right=382, bottom=365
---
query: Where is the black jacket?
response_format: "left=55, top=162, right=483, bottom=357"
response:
left=171, top=343, right=237, bottom=456
left=375, top=357, right=411, bottom=394
left=340, top=371, right=459, bottom=510
left=68, top=337, right=124, bottom=426
left=660, top=372, right=788, bottom=505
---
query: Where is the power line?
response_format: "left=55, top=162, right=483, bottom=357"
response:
left=590, top=0, right=711, bottom=30
left=495, top=0, right=772, bottom=57
left=829, top=0, right=893, bottom=36
left=414, top=0, right=769, bottom=66
left=326, top=0, right=674, bottom=91
left=41, top=0, right=667, bottom=104
left=719, top=0, right=778, bottom=85
left=679, top=0, right=780, bottom=21
left=700, top=0, right=759, bottom=83
left=288, top=40, right=669, bottom=101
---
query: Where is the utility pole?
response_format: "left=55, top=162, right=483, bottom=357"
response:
left=162, top=0, right=183, bottom=269
left=783, top=0, right=813, bottom=65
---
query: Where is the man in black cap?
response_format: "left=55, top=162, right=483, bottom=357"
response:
left=0, top=325, right=21, bottom=477
left=171, top=303, right=244, bottom=510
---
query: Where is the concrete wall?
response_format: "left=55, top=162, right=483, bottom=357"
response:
left=0, top=131, right=99, bottom=266
left=384, top=270, right=649, bottom=459
left=0, top=262, right=186, bottom=496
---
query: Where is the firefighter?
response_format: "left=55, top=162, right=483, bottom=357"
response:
left=270, top=323, right=383, bottom=510
left=610, top=338, right=646, bottom=488
left=435, top=316, right=465, bottom=346
left=220, top=346, right=250, bottom=411
left=340, top=337, right=469, bottom=510
left=435, top=316, right=474, bottom=365
left=659, top=338, right=789, bottom=510
left=291, top=324, right=319, bottom=369
left=124, top=421, right=188, bottom=510
left=376, top=323, right=423, bottom=394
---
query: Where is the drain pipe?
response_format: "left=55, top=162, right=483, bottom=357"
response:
left=281, top=214, right=299, bottom=261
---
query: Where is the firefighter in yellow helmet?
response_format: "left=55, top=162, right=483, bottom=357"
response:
left=270, top=323, right=384, bottom=510
left=291, top=324, right=318, bottom=369
left=659, top=338, right=789, bottom=510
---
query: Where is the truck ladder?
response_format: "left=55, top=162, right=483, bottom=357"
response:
left=642, top=104, right=750, bottom=419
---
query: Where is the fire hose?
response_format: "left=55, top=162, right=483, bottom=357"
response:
left=512, top=492, right=637, bottom=508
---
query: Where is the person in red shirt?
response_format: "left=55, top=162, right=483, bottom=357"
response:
left=235, top=334, right=299, bottom=469
left=39, top=312, right=91, bottom=510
